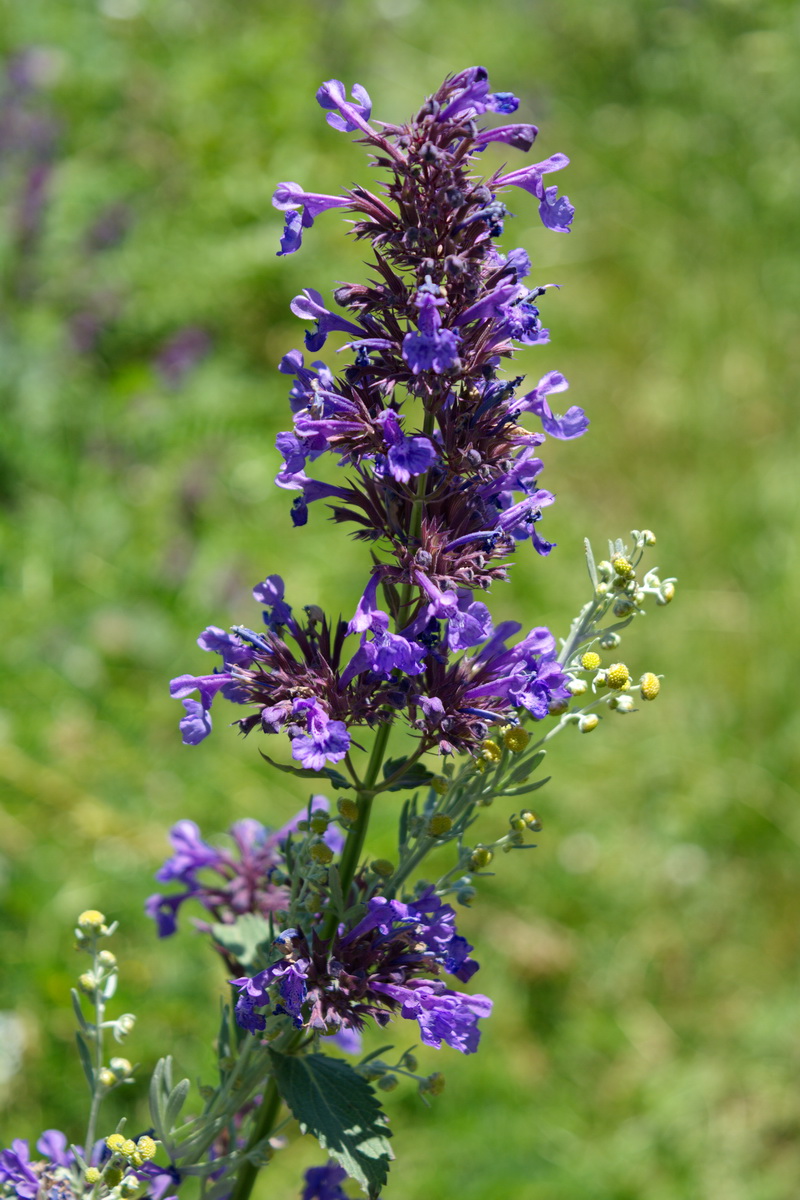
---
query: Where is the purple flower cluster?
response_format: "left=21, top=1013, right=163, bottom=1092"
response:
left=171, top=67, right=582, bottom=766
left=272, top=66, right=585, bottom=594
left=232, top=889, right=491, bottom=1055
left=171, top=573, right=569, bottom=763
left=146, top=799, right=343, bottom=938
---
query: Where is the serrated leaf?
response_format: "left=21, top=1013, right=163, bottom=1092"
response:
left=269, top=1050, right=392, bottom=1196
left=211, top=913, right=273, bottom=972
left=75, top=1032, right=94, bottom=1089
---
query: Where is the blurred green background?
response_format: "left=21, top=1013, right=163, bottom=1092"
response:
left=1, top=0, right=798, bottom=1196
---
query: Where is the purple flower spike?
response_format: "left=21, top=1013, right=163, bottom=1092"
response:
left=316, top=80, right=373, bottom=133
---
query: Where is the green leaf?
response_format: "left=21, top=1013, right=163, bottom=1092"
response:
left=211, top=913, right=273, bottom=972
left=381, top=757, right=434, bottom=792
left=269, top=1050, right=392, bottom=1196
left=70, top=987, right=88, bottom=1032
left=164, top=1077, right=191, bottom=1130
left=75, top=1031, right=94, bottom=1089
left=258, top=752, right=352, bottom=789
left=505, top=749, right=546, bottom=785
left=501, top=775, right=551, bottom=797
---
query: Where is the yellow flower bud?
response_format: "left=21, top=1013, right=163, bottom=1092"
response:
left=110, top=1057, right=132, bottom=1075
left=85, top=1167, right=101, bottom=1184
left=136, top=1136, right=157, bottom=1161
left=480, top=739, right=502, bottom=763
left=309, top=843, right=333, bottom=865
left=337, top=798, right=358, bottom=822
left=78, top=972, right=97, bottom=994
left=605, top=662, right=631, bottom=690
left=105, top=1134, right=126, bottom=1154
left=121, top=1139, right=137, bottom=1159
left=98, top=1068, right=117, bottom=1088
left=430, top=776, right=449, bottom=795
left=77, top=910, right=107, bottom=933
left=639, top=672, right=661, bottom=700
left=97, top=951, right=117, bottom=969
left=611, top=555, right=635, bottom=579
left=421, top=1071, right=445, bottom=1095
left=580, top=651, right=601, bottom=671
left=509, top=817, right=527, bottom=832
left=469, top=847, right=494, bottom=870
left=521, top=811, right=542, bottom=831
left=426, top=815, right=453, bottom=837
left=105, top=1166, right=124, bottom=1188
left=659, top=581, right=676, bottom=604
left=502, top=726, right=529, bottom=753
left=309, top=814, right=329, bottom=834
left=371, top=859, right=395, bottom=877
left=579, top=714, right=600, bottom=733
left=377, top=1074, right=399, bottom=1092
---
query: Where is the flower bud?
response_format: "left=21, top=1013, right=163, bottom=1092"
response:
left=480, top=738, right=502, bottom=763
left=425, top=815, right=453, bottom=837
left=121, top=1139, right=137, bottom=1159
left=105, top=1166, right=124, bottom=1188
left=113, top=1013, right=136, bottom=1040
left=98, top=1068, right=117, bottom=1088
left=579, top=714, right=599, bottom=733
left=337, top=798, right=358, bottom=822
left=430, top=776, right=449, bottom=795
left=567, top=677, right=588, bottom=695
left=119, top=1177, right=143, bottom=1198
left=110, top=1057, right=132, bottom=1076
left=502, top=726, right=529, bottom=753
left=613, top=596, right=636, bottom=616
left=77, top=910, right=107, bottom=933
left=599, top=632, right=621, bottom=650
left=309, top=843, right=333, bottom=865
left=401, top=1051, right=418, bottom=1071
left=611, top=554, right=635, bottom=579
left=641, top=530, right=656, bottom=545
left=378, top=1074, right=399, bottom=1092
left=419, top=1072, right=445, bottom=1096
left=605, top=663, right=631, bottom=690
left=97, top=951, right=117, bottom=970
left=596, top=560, right=613, bottom=581
left=371, top=859, right=395, bottom=877
left=310, top=813, right=330, bottom=834
left=469, top=847, right=494, bottom=870
left=78, top=972, right=97, bottom=994
left=106, top=1134, right=126, bottom=1154
left=136, top=1136, right=157, bottom=1161
left=509, top=816, right=527, bottom=832
left=520, top=811, right=542, bottom=831
left=639, top=672, right=661, bottom=700
left=658, top=581, right=676, bottom=604
left=580, top=651, right=601, bottom=671
left=85, top=1168, right=101, bottom=1185
left=609, top=694, right=636, bottom=712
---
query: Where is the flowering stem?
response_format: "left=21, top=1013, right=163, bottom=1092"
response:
left=322, top=721, right=393, bottom=938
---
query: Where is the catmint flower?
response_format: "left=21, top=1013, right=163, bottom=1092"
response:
left=232, top=890, right=491, bottom=1053
left=146, top=801, right=343, bottom=938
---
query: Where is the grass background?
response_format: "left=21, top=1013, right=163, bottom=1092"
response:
left=1, top=1, right=798, bottom=1197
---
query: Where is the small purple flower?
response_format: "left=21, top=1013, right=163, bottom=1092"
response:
left=179, top=698, right=213, bottom=745
left=515, top=371, right=588, bottom=439
left=302, top=1162, right=349, bottom=1200
left=290, top=700, right=350, bottom=770
left=378, top=411, right=437, bottom=483
left=402, top=291, right=461, bottom=376
left=316, top=80, right=373, bottom=133
left=371, top=980, right=492, bottom=1053
left=272, top=183, right=351, bottom=256
left=0, top=1140, right=39, bottom=1199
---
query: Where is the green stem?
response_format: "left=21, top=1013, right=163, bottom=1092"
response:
left=227, top=1076, right=282, bottom=1200
left=322, top=722, right=393, bottom=938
